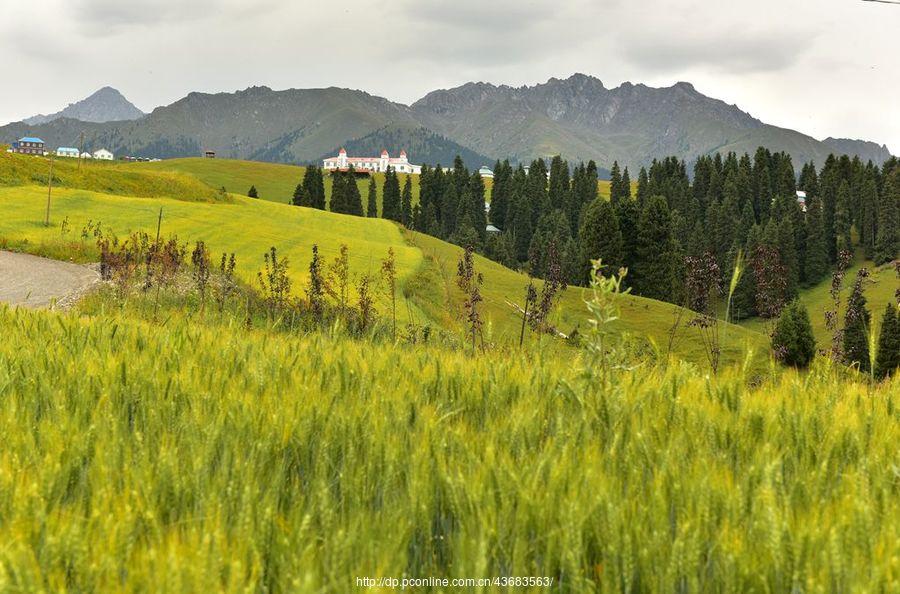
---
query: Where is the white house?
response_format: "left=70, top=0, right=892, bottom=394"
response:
left=80, top=152, right=93, bottom=159
left=796, top=191, right=808, bottom=212
left=92, top=149, right=114, bottom=161
left=323, top=148, right=421, bottom=175
left=478, top=166, right=494, bottom=179
left=56, top=147, right=80, bottom=158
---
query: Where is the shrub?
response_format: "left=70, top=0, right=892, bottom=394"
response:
left=771, top=300, right=816, bottom=368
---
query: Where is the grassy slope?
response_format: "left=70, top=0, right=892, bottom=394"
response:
left=0, top=182, right=766, bottom=366
left=407, top=231, right=767, bottom=365
left=0, top=152, right=220, bottom=203
left=128, top=157, right=424, bottom=208
left=739, top=253, right=898, bottom=345
left=0, top=186, right=427, bottom=314
left=0, top=305, right=897, bottom=592
left=127, top=157, right=615, bottom=205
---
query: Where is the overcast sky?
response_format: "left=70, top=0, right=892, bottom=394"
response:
left=1, top=0, right=897, bottom=152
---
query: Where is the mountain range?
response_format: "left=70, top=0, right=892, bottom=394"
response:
left=3, top=75, right=892, bottom=172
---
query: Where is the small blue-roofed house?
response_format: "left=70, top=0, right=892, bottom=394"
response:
left=56, top=147, right=80, bottom=158
left=11, top=137, right=45, bottom=155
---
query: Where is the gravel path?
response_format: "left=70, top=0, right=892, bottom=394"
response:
left=0, top=251, right=100, bottom=309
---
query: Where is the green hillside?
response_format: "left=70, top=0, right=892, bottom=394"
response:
left=0, top=151, right=220, bottom=203
left=739, top=252, right=898, bottom=344
left=126, top=157, right=619, bottom=206
left=0, top=181, right=765, bottom=366
left=128, top=157, right=424, bottom=207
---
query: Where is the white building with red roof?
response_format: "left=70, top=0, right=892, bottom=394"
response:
left=323, top=148, right=421, bottom=175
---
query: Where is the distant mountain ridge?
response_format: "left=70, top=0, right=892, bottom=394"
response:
left=23, top=87, right=145, bottom=125
left=2, top=76, right=892, bottom=171
left=822, top=137, right=892, bottom=165
left=410, top=74, right=893, bottom=169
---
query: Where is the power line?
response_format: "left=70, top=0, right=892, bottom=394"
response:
left=862, top=0, right=900, bottom=5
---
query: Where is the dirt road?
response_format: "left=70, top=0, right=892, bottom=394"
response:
left=0, top=251, right=100, bottom=309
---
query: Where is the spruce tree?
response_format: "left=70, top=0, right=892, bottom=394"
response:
left=484, top=231, right=517, bottom=269
left=819, top=156, right=839, bottom=261
left=777, top=154, right=796, bottom=200
left=450, top=212, right=482, bottom=252
left=401, top=175, right=413, bottom=227
left=609, top=161, right=623, bottom=206
left=843, top=272, right=871, bottom=372
left=468, top=171, right=487, bottom=241
left=799, top=161, right=818, bottom=197
left=420, top=199, right=439, bottom=237
left=381, top=166, right=402, bottom=222
left=510, top=183, right=533, bottom=263
left=527, top=159, right=549, bottom=228
left=874, top=171, right=899, bottom=265
left=731, top=225, right=760, bottom=320
left=636, top=167, right=649, bottom=207
left=528, top=210, right=572, bottom=279
left=568, top=162, right=597, bottom=234
left=305, top=166, right=326, bottom=210
left=440, top=183, right=460, bottom=239
left=874, top=303, right=900, bottom=380
left=752, top=161, right=772, bottom=224
left=248, top=185, right=258, bottom=199
left=346, top=169, right=364, bottom=216
left=366, top=177, right=378, bottom=218
left=803, top=198, right=829, bottom=284
left=292, top=181, right=308, bottom=207
left=548, top=156, right=570, bottom=209
left=633, top=195, right=675, bottom=301
left=771, top=300, right=816, bottom=368
left=615, top=197, right=639, bottom=278
left=776, top=205, right=800, bottom=297
left=621, top=167, right=632, bottom=202
left=858, top=176, right=878, bottom=259
left=834, top=180, right=852, bottom=254
left=489, top=160, right=511, bottom=230
left=577, top=199, right=623, bottom=283
left=329, top=173, right=346, bottom=213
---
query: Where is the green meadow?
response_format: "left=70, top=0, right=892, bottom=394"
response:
left=0, top=183, right=766, bottom=365
left=0, top=151, right=219, bottom=203
left=126, top=157, right=616, bottom=205
left=0, top=153, right=898, bottom=593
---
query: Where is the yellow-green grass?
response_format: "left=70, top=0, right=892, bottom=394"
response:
left=127, top=157, right=424, bottom=209
left=0, top=184, right=766, bottom=366
left=0, top=152, right=220, bottom=203
left=406, top=231, right=768, bottom=367
left=740, top=253, right=899, bottom=345
left=127, top=157, right=622, bottom=207
left=0, top=186, right=426, bottom=316
left=0, top=305, right=897, bottom=592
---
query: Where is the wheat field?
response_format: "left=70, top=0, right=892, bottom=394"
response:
left=0, top=304, right=897, bottom=592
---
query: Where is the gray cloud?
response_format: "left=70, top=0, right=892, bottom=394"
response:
left=0, top=0, right=896, bottom=152
left=389, top=0, right=597, bottom=68
left=622, top=29, right=814, bottom=75
left=67, top=0, right=282, bottom=34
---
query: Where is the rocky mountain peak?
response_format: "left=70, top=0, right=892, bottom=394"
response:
left=23, top=87, right=145, bottom=125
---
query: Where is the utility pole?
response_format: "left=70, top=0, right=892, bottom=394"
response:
left=152, top=207, right=164, bottom=321
left=78, top=131, right=85, bottom=172
left=45, top=155, right=54, bottom=227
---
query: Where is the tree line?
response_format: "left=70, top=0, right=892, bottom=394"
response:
left=286, top=152, right=898, bottom=321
